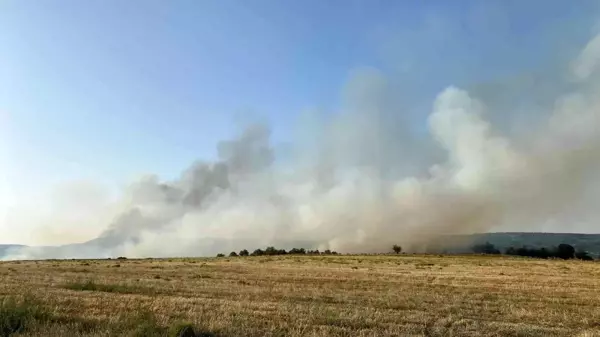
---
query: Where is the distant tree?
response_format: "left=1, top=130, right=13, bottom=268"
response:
left=229, top=251, right=238, bottom=257
left=575, top=250, right=594, bottom=261
left=289, top=248, right=306, bottom=255
left=537, top=247, right=551, bottom=259
left=471, top=242, right=500, bottom=255
left=264, top=246, right=278, bottom=255
left=307, top=249, right=320, bottom=255
left=216, top=253, right=225, bottom=258
left=239, top=249, right=249, bottom=256
left=323, top=249, right=332, bottom=255
left=557, top=244, right=575, bottom=260
left=251, top=248, right=264, bottom=256
left=277, top=249, right=287, bottom=255
left=516, top=247, right=530, bottom=257
left=392, top=245, right=402, bottom=254
left=505, top=244, right=582, bottom=260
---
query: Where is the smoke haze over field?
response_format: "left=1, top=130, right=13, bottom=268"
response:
left=5, top=27, right=600, bottom=260
left=3, top=3, right=600, bottom=259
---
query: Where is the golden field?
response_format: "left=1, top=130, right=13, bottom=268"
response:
left=1, top=254, right=600, bottom=336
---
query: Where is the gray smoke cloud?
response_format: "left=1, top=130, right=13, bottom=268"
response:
left=3, top=30, right=600, bottom=260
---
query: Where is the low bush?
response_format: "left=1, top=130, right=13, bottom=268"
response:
left=167, top=322, right=196, bottom=337
left=61, top=280, right=157, bottom=295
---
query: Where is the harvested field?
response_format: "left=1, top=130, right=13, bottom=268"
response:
left=1, top=254, right=599, bottom=336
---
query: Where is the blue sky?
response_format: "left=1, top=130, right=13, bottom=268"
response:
left=1, top=0, right=599, bottom=207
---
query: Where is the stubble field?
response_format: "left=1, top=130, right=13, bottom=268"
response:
left=1, top=254, right=600, bottom=336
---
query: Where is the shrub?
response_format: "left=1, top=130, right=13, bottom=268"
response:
left=229, top=251, right=238, bottom=257
left=117, top=256, right=127, bottom=260
left=167, top=322, right=196, bottom=337
left=121, top=310, right=164, bottom=337
left=62, top=279, right=100, bottom=292
left=114, top=310, right=219, bottom=337
left=216, top=253, right=225, bottom=258
left=239, top=249, right=249, bottom=256
left=392, top=245, right=402, bottom=254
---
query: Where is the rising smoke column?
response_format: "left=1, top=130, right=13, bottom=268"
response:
left=4, top=30, right=600, bottom=260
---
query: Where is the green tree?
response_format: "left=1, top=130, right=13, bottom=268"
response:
left=265, top=246, right=278, bottom=255
left=289, top=248, right=306, bottom=255
left=557, top=243, right=575, bottom=259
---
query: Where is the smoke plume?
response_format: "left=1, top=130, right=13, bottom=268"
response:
left=4, top=30, right=600, bottom=260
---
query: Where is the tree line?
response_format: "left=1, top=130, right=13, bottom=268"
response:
left=216, top=246, right=339, bottom=258
left=471, top=241, right=594, bottom=260
left=215, top=242, right=595, bottom=260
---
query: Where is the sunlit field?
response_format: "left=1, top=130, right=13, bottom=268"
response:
left=1, top=254, right=600, bottom=336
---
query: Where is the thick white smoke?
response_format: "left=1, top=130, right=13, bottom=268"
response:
left=4, top=32, right=600, bottom=260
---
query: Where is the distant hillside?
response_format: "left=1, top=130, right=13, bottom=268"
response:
left=435, top=232, right=600, bottom=257
left=2, top=232, right=600, bottom=259
left=0, top=245, right=26, bottom=257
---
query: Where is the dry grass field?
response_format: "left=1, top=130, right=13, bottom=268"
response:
left=1, top=254, right=600, bottom=336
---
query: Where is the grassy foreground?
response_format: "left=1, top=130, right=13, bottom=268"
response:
left=1, top=254, right=600, bottom=336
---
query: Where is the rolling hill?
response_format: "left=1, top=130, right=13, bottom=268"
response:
left=431, top=232, right=600, bottom=257
left=2, top=232, right=600, bottom=259
left=0, top=244, right=26, bottom=257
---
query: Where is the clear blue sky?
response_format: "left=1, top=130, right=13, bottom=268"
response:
left=1, top=0, right=598, bottom=202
